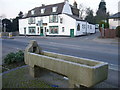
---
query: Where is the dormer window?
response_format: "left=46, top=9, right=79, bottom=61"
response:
left=41, top=8, right=45, bottom=14
left=52, top=7, right=57, bottom=12
left=31, top=10, right=34, bottom=15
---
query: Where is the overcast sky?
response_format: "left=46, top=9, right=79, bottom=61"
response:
left=0, top=0, right=119, bottom=19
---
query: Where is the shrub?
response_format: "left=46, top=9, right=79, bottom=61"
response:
left=4, top=50, right=24, bottom=64
left=99, top=21, right=109, bottom=29
left=116, top=26, right=120, bottom=38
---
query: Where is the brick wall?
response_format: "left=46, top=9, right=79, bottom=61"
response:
left=100, top=28, right=116, bottom=38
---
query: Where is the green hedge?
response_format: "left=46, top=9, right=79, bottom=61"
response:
left=99, top=21, right=109, bottom=28
left=4, top=50, right=24, bottom=64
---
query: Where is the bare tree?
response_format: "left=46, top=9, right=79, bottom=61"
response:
left=0, top=14, right=6, bottom=32
left=79, top=4, right=86, bottom=20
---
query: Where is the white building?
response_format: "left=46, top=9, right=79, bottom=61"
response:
left=19, top=1, right=95, bottom=37
left=109, top=12, right=120, bottom=29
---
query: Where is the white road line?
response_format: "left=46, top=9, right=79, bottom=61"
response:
left=44, top=47, right=59, bottom=50
left=109, top=64, right=119, bottom=71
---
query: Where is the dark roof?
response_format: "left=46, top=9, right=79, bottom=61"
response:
left=26, top=2, right=65, bottom=17
left=24, top=2, right=80, bottom=18
left=109, top=12, right=120, bottom=19
left=65, top=13, right=85, bottom=21
left=70, top=6, right=79, bottom=17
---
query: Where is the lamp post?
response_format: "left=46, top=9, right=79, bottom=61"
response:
left=0, top=19, right=2, bottom=33
left=4, top=23, right=6, bottom=32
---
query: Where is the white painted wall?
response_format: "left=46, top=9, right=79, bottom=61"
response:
left=86, top=23, right=95, bottom=34
left=76, top=21, right=87, bottom=36
left=19, top=13, right=95, bottom=36
left=19, top=19, right=29, bottom=35
left=109, top=19, right=120, bottom=29
left=47, top=14, right=76, bottom=36
left=62, top=1, right=73, bottom=15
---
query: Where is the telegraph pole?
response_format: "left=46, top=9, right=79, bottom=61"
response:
left=0, top=18, right=2, bottom=32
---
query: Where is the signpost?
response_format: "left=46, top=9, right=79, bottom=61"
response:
left=102, top=24, right=105, bottom=37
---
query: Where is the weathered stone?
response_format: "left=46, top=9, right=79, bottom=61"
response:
left=25, top=40, right=108, bottom=88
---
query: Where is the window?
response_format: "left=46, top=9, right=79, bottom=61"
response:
left=49, top=15, right=58, bottom=23
left=52, top=7, right=57, bottom=12
left=47, top=29, right=49, bottom=32
left=41, top=8, right=45, bottom=14
left=37, top=27, right=39, bottom=33
left=82, top=24, right=86, bottom=29
left=28, top=17, right=35, bottom=24
left=88, top=25, right=89, bottom=29
left=29, top=27, right=36, bottom=34
left=31, top=10, right=35, bottom=15
left=60, top=18, right=63, bottom=24
left=90, top=25, right=92, bottom=29
left=77, top=24, right=80, bottom=31
left=49, top=26, right=58, bottom=34
left=62, top=27, right=64, bottom=32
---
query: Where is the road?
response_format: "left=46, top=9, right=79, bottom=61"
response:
left=1, top=32, right=120, bottom=87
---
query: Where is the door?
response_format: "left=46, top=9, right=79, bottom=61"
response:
left=70, top=29, right=74, bottom=37
left=40, top=27, right=44, bottom=36
left=24, top=27, right=26, bottom=36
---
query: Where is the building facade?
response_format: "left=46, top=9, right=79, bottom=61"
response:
left=109, top=12, right=120, bottom=29
left=19, top=1, right=95, bottom=37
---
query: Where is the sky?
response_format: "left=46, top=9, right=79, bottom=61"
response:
left=0, top=0, right=119, bottom=19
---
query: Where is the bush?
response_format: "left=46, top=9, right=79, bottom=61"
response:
left=4, top=50, right=24, bottom=64
left=99, top=21, right=109, bottom=28
left=116, top=26, right=120, bottom=38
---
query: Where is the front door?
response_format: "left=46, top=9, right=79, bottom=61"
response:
left=70, top=29, right=74, bottom=37
left=40, top=27, right=44, bottom=36
left=24, top=27, right=26, bottom=36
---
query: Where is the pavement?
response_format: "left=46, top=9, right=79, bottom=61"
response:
left=15, top=31, right=119, bottom=44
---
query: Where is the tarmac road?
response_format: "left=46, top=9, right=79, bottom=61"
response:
left=0, top=32, right=119, bottom=87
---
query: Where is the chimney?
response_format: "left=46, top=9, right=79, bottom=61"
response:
left=73, top=0, right=77, bottom=8
left=42, top=4, right=45, bottom=7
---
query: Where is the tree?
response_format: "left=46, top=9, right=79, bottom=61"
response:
left=85, top=8, right=95, bottom=24
left=18, top=11, right=23, bottom=19
left=2, top=18, right=12, bottom=32
left=12, top=17, right=19, bottom=32
left=79, top=4, right=86, bottom=20
left=0, top=14, right=6, bottom=32
left=95, top=0, right=108, bottom=23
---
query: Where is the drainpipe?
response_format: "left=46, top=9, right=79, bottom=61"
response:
left=86, top=21, right=87, bottom=35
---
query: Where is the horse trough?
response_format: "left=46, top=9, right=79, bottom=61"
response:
left=25, top=40, right=108, bottom=88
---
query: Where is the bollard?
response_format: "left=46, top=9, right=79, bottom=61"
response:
left=0, top=33, right=2, bottom=38
left=9, top=32, right=12, bottom=38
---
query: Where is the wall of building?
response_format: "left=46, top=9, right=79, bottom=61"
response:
left=19, top=19, right=29, bottom=35
left=62, top=1, right=73, bottom=15
left=76, top=21, right=87, bottom=36
left=19, top=14, right=76, bottom=36
left=19, top=14, right=95, bottom=36
left=109, top=19, right=120, bottom=29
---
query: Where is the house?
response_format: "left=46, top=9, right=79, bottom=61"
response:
left=109, top=12, right=120, bottom=29
left=19, top=0, right=95, bottom=37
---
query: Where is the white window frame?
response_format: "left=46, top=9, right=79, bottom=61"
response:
left=41, top=8, right=45, bottom=14
left=28, top=17, right=36, bottom=24
left=31, top=10, right=35, bottom=15
left=52, top=7, right=57, bottom=12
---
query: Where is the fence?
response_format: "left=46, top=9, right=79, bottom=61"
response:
left=0, top=31, right=19, bottom=37
left=100, top=28, right=116, bottom=38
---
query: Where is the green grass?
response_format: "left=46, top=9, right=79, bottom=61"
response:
left=2, top=62, right=25, bottom=72
left=2, top=67, right=53, bottom=88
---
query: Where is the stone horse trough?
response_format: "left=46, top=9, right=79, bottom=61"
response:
left=25, top=40, right=108, bottom=88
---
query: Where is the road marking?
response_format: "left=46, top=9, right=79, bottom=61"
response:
left=44, top=47, right=59, bottom=50
left=109, top=64, right=119, bottom=71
